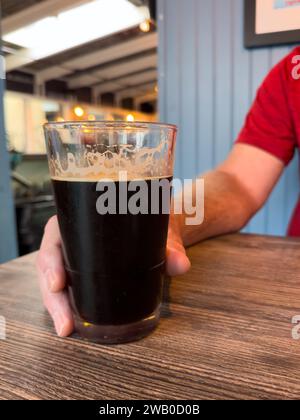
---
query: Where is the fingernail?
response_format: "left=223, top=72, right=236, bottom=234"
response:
left=53, top=311, right=67, bottom=337
left=176, top=253, right=191, bottom=274
left=180, top=252, right=191, bottom=267
left=45, top=270, right=57, bottom=292
left=183, top=256, right=191, bottom=270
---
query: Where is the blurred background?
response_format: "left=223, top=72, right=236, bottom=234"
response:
left=0, top=0, right=158, bottom=262
left=0, top=0, right=299, bottom=263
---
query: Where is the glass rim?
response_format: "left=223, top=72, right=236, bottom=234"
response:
left=44, top=120, right=178, bottom=131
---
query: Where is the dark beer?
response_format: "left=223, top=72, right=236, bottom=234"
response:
left=52, top=177, right=172, bottom=329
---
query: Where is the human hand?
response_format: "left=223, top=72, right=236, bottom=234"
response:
left=36, top=215, right=191, bottom=337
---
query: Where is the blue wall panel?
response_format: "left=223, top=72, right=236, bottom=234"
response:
left=0, top=55, right=18, bottom=263
left=158, top=0, right=298, bottom=236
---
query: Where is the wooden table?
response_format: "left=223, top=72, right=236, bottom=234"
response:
left=1, top=234, right=300, bottom=400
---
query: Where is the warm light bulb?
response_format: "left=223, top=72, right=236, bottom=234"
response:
left=74, top=106, right=84, bottom=118
left=139, top=20, right=151, bottom=33
left=88, top=114, right=96, bottom=121
left=126, top=114, right=135, bottom=122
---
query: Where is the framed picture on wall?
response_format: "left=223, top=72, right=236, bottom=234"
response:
left=245, top=0, right=300, bottom=47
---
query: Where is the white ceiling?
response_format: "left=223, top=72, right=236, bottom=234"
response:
left=3, top=0, right=158, bottom=99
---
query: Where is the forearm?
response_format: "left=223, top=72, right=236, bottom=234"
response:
left=176, top=169, right=259, bottom=247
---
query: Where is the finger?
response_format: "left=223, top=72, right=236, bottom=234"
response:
left=167, top=242, right=191, bottom=277
left=167, top=233, right=191, bottom=277
left=37, top=245, right=66, bottom=293
left=41, top=215, right=61, bottom=248
left=36, top=216, right=66, bottom=293
left=39, top=270, right=74, bottom=337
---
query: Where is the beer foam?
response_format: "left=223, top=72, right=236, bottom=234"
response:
left=51, top=174, right=173, bottom=182
left=48, top=142, right=174, bottom=181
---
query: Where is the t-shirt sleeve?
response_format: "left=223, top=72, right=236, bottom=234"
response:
left=236, top=57, right=296, bottom=166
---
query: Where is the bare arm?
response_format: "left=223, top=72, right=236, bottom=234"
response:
left=176, top=143, right=285, bottom=247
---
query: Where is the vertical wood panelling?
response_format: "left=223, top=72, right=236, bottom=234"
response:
left=232, top=0, right=251, bottom=140
left=214, top=0, right=234, bottom=165
left=180, top=0, right=197, bottom=179
left=158, top=0, right=297, bottom=236
left=195, top=0, right=214, bottom=173
left=159, top=0, right=182, bottom=176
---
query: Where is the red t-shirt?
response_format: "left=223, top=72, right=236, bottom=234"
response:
left=236, top=46, right=300, bottom=236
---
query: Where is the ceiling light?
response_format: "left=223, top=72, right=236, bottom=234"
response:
left=74, top=106, right=85, bottom=118
left=4, top=0, right=146, bottom=60
left=139, top=20, right=151, bottom=33
left=126, top=114, right=135, bottom=122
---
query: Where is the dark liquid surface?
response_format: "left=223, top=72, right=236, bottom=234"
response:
left=52, top=177, right=172, bottom=325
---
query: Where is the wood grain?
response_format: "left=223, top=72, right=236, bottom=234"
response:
left=1, top=234, right=300, bottom=400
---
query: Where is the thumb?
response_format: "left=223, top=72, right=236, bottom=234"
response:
left=166, top=216, right=191, bottom=277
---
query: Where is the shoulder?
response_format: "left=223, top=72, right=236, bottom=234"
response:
left=262, top=47, right=300, bottom=89
left=277, top=47, right=300, bottom=82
